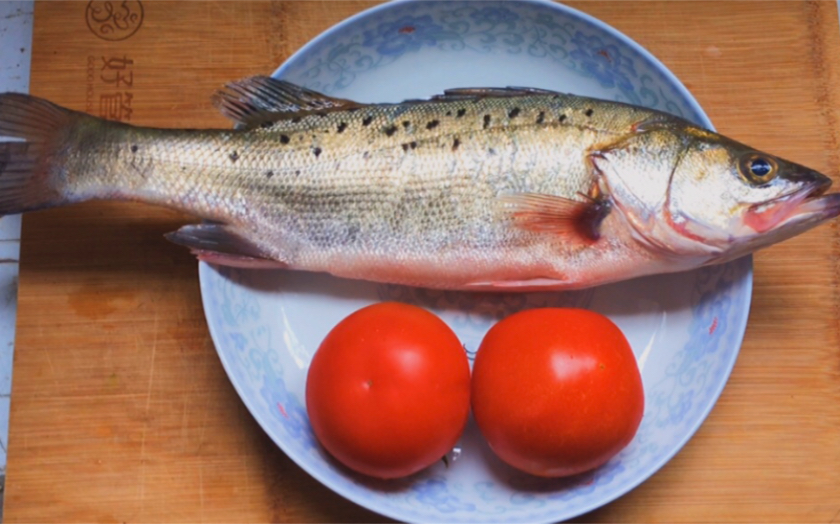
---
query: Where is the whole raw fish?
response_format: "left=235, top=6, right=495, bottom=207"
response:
left=0, top=76, right=837, bottom=290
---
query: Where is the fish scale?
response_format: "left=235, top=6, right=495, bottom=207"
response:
left=0, top=76, right=837, bottom=290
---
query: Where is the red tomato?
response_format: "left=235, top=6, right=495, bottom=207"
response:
left=305, top=302, right=471, bottom=479
left=471, top=308, right=644, bottom=477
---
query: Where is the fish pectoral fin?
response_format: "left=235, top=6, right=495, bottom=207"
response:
left=499, top=192, right=611, bottom=241
left=211, top=76, right=362, bottom=128
left=165, top=223, right=287, bottom=269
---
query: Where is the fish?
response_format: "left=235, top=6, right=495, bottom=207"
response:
left=0, top=75, right=837, bottom=291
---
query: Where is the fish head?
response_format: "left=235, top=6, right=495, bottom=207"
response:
left=592, top=121, right=839, bottom=264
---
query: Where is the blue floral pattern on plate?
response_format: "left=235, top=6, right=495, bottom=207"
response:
left=200, top=1, right=753, bottom=522
left=362, top=15, right=455, bottom=56
left=277, top=0, right=702, bottom=119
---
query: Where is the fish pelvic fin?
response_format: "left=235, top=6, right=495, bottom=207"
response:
left=0, top=93, right=76, bottom=215
left=211, top=76, right=361, bottom=128
left=463, top=277, right=570, bottom=291
left=165, top=223, right=288, bottom=269
left=499, top=192, right=612, bottom=241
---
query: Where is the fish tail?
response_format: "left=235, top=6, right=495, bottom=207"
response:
left=0, top=93, right=77, bottom=214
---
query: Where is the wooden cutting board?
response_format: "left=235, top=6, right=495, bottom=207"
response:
left=6, top=1, right=840, bottom=522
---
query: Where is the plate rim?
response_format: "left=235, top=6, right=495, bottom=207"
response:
left=201, top=0, right=755, bottom=521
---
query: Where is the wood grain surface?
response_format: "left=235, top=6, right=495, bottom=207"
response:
left=5, top=1, right=840, bottom=522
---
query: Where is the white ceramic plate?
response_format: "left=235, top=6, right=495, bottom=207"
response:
left=199, top=1, right=753, bottom=522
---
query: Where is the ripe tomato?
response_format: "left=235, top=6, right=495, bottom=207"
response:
left=471, top=308, right=644, bottom=477
left=305, top=302, right=471, bottom=479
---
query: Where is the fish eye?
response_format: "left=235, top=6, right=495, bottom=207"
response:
left=749, top=158, right=772, bottom=177
left=739, top=153, right=778, bottom=184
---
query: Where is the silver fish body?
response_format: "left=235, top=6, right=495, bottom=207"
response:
left=0, top=77, right=837, bottom=290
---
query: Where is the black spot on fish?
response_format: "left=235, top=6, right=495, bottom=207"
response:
left=488, top=147, right=496, bottom=155
left=260, top=121, right=274, bottom=129
left=384, top=124, right=398, bottom=136
left=559, top=114, right=567, bottom=123
left=280, top=134, right=290, bottom=144
left=584, top=108, right=594, bottom=117
left=445, top=110, right=452, bottom=116
left=295, top=170, right=301, bottom=176
left=402, top=121, right=411, bottom=129
left=508, top=107, right=521, bottom=118
left=291, top=116, right=302, bottom=123
left=363, top=116, right=373, bottom=126
left=402, top=143, right=410, bottom=152
left=426, top=119, right=440, bottom=130
left=452, top=137, right=461, bottom=151
left=345, top=224, right=360, bottom=243
left=483, top=114, right=491, bottom=129
left=229, top=151, right=239, bottom=162
left=312, top=147, right=322, bottom=158
left=536, top=111, right=545, bottom=124
left=410, top=141, right=417, bottom=149
left=363, top=151, right=370, bottom=160
left=457, top=108, right=466, bottom=118
left=337, top=122, right=347, bottom=133
left=578, top=198, right=612, bottom=241
left=130, top=145, right=138, bottom=153
left=265, top=170, right=274, bottom=179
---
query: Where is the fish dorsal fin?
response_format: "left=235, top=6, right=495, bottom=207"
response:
left=428, top=86, right=562, bottom=102
left=211, top=76, right=361, bottom=127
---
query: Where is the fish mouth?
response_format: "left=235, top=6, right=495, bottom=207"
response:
left=797, top=170, right=832, bottom=199
left=782, top=189, right=840, bottom=224
left=778, top=172, right=838, bottom=222
left=714, top=173, right=839, bottom=264
left=746, top=172, right=835, bottom=233
left=748, top=187, right=840, bottom=251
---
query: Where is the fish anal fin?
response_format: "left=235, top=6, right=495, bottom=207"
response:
left=194, top=250, right=288, bottom=269
left=464, top=277, right=569, bottom=291
left=165, top=223, right=286, bottom=268
left=211, top=76, right=361, bottom=127
left=499, top=192, right=611, bottom=241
